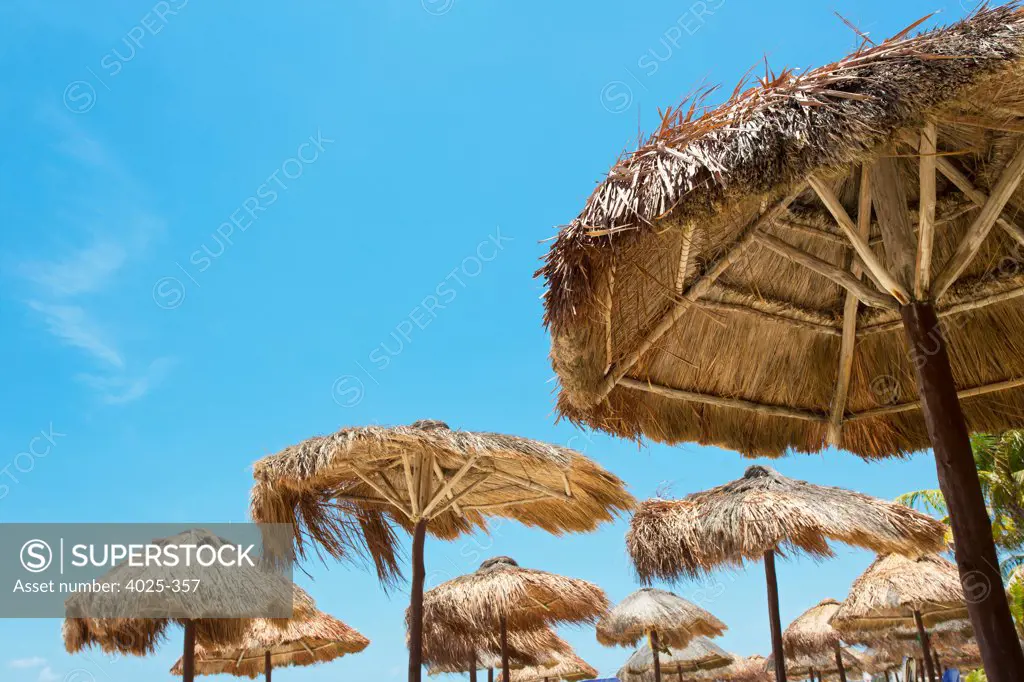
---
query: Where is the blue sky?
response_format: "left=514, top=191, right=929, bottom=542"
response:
left=0, top=1, right=984, bottom=680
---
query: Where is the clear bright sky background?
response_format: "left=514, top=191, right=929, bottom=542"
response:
left=0, top=1, right=988, bottom=681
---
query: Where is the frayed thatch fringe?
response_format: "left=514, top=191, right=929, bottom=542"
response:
left=782, top=599, right=843, bottom=657
left=619, top=637, right=733, bottom=678
left=626, top=466, right=946, bottom=582
left=496, top=650, right=597, bottom=682
left=422, top=623, right=568, bottom=672
left=596, top=587, right=726, bottom=649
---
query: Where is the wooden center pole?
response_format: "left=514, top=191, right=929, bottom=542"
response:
left=834, top=642, right=848, bottom=682
left=408, top=518, right=429, bottom=682
left=901, top=302, right=1024, bottom=682
left=469, top=650, right=477, bottom=682
left=500, top=616, right=510, bottom=682
left=650, top=629, right=662, bottom=682
left=913, top=611, right=937, bottom=682
left=182, top=620, right=196, bottom=682
left=488, top=668, right=494, bottom=682
left=763, top=550, right=787, bottom=682
left=265, top=650, right=272, bottom=682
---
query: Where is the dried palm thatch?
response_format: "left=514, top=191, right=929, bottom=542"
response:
left=168, top=605, right=369, bottom=678
left=422, top=622, right=569, bottom=672
left=683, top=655, right=772, bottom=682
left=782, top=599, right=844, bottom=657
left=768, top=647, right=864, bottom=678
left=622, top=637, right=734, bottom=676
left=627, top=466, right=946, bottom=581
left=63, top=530, right=302, bottom=655
left=497, top=650, right=598, bottom=682
left=831, top=554, right=968, bottom=631
left=421, top=556, right=608, bottom=634
left=596, top=587, right=727, bottom=649
left=542, top=2, right=1024, bottom=461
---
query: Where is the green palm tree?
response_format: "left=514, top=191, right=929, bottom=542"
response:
left=898, top=431, right=1024, bottom=573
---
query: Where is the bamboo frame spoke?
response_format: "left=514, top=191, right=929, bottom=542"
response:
left=869, top=156, right=918, bottom=294
left=848, top=376, right=1024, bottom=421
left=917, top=120, right=938, bottom=298
left=421, top=455, right=481, bottom=518
left=490, top=470, right=571, bottom=501
left=351, top=465, right=414, bottom=519
left=808, top=174, right=911, bottom=304
left=932, top=143, right=1024, bottom=298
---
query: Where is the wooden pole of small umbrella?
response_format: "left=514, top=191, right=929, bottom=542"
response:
left=901, top=301, right=1024, bottom=681
left=409, top=519, right=429, bottom=682
left=265, top=650, right=272, bottom=682
left=469, top=650, right=477, bottom=682
left=932, top=651, right=941, bottom=678
left=182, top=621, right=196, bottom=682
left=649, top=629, right=662, bottom=682
left=763, top=550, right=788, bottom=682
left=833, top=642, right=847, bottom=682
left=499, top=616, right=510, bottom=682
left=912, top=610, right=937, bottom=682
left=488, top=668, right=493, bottom=682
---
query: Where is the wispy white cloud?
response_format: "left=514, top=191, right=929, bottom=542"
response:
left=13, top=114, right=170, bottom=404
left=37, top=666, right=60, bottom=682
left=8, top=658, right=47, bottom=669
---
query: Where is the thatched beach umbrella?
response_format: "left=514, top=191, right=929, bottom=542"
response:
left=540, top=5, right=1024, bottom=677
left=682, top=654, right=772, bottom=682
left=627, top=466, right=945, bottom=681
left=63, top=530, right=300, bottom=682
left=250, top=419, right=632, bottom=682
left=497, top=650, right=598, bottom=682
left=168, top=599, right=368, bottom=679
left=421, top=556, right=607, bottom=682
left=782, top=600, right=853, bottom=682
left=831, top=554, right=967, bottom=682
left=622, top=637, right=734, bottom=681
left=423, top=620, right=569, bottom=679
left=596, top=587, right=726, bottom=682
left=768, top=647, right=863, bottom=682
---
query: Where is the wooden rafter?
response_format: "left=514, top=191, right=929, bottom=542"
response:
left=490, top=470, right=570, bottom=501
left=431, top=475, right=491, bottom=518
left=869, top=156, right=918, bottom=293
left=848, top=376, right=1024, bottom=421
left=828, top=165, right=872, bottom=445
left=932, top=143, right=1024, bottom=298
left=754, top=232, right=897, bottom=309
left=401, top=451, right=419, bottom=518
left=592, top=184, right=807, bottom=403
left=463, top=495, right=553, bottom=512
left=351, top=465, right=413, bottom=519
left=917, top=120, right=938, bottom=298
left=619, top=377, right=826, bottom=422
left=858, top=282, right=1024, bottom=336
left=808, top=174, right=911, bottom=304
left=695, top=291, right=842, bottom=336
left=421, top=455, right=481, bottom=518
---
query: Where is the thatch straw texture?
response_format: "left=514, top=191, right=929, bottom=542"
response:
left=251, top=420, right=633, bottom=584
left=782, top=599, right=843, bottom=657
left=63, top=530, right=302, bottom=655
left=420, top=556, right=608, bottom=633
left=622, top=637, right=734, bottom=676
left=768, top=647, right=864, bottom=678
left=422, top=622, right=569, bottom=671
left=627, top=466, right=946, bottom=581
left=683, top=655, right=771, bottom=682
left=541, top=2, right=1024, bottom=459
left=168, top=607, right=368, bottom=678
left=831, top=553, right=968, bottom=631
left=596, top=587, right=727, bottom=648
left=497, top=650, right=598, bottom=682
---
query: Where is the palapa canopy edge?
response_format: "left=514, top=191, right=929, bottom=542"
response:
left=595, top=587, right=727, bottom=648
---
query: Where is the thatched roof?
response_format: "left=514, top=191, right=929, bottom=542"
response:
left=782, top=599, right=843, bottom=657
left=831, top=553, right=968, bottom=632
left=497, top=650, right=598, bottom=682
left=627, top=466, right=946, bottom=581
left=420, top=556, right=608, bottom=633
left=596, top=587, right=727, bottom=649
left=63, top=530, right=301, bottom=655
left=682, top=655, right=772, bottom=682
left=422, top=622, right=569, bottom=672
left=768, top=646, right=864, bottom=678
left=251, top=420, right=633, bottom=586
left=541, top=2, right=1024, bottom=459
left=621, top=637, right=734, bottom=676
left=168, top=606, right=368, bottom=678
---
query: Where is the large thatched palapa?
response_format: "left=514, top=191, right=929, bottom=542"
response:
left=421, top=556, right=606, bottom=682
left=168, top=598, right=368, bottom=679
left=596, top=587, right=726, bottom=682
left=63, top=530, right=301, bottom=682
left=619, top=637, right=733, bottom=680
left=832, top=553, right=968, bottom=682
left=250, top=419, right=632, bottom=682
left=541, top=4, right=1024, bottom=677
left=627, top=465, right=944, bottom=682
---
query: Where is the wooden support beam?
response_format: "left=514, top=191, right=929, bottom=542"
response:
left=675, top=224, right=696, bottom=293
left=421, top=455, right=480, bottom=518
left=847, top=376, right=1024, bottom=421
left=859, top=283, right=1024, bottom=336
left=695, top=291, right=842, bottom=336
left=350, top=466, right=413, bottom=519
left=933, top=144, right=1024, bottom=299
left=463, top=495, right=553, bottom=512
left=902, top=131, right=1024, bottom=249
left=431, top=475, right=491, bottom=518
left=869, top=156, right=918, bottom=294
left=808, top=174, right=911, bottom=304
left=401, top=452, right=419, bottom=518
left=490, top=470, right=571, bottom=500
left=431, top=459, right=463, bottom=516
left=828, top=165, right=871, bottom=445
left=619, top=376, right=828, bottom=422
left=593, top=184, right=807, bottom=403
left=602, top=261, right=615, bottom=373
left=917, top=121, right=938, bottom=298
left=755, top=232, right=898, bottom=309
